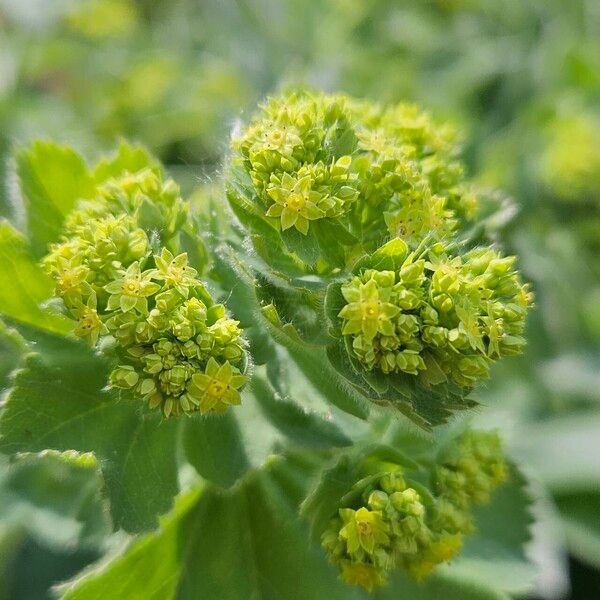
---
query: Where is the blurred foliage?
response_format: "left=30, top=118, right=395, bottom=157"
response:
left=0, top=0, right=599, bottom=598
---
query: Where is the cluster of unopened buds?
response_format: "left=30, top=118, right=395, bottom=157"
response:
left=233, top=91, right=477, bottom=244
left=338, top=241, right=532, bottom=387
left=43, top=168, right=247, bottom=417
left=322, top=430, right=507, bottom=591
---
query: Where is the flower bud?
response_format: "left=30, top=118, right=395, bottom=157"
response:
left=110, top=365, right=139, bottom=389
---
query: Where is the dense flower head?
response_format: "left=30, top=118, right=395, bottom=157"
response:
left=338, top=241, right=532, bottom=387
left=435, top=430, right=508, bottom=507
left=539, top=111, right=600, bottom=261
left=322, top=430, right=507, bottom=590
left=43, top=168, right=247, bottom=417
left=232, top=90, right=478, bottom=243
left=541, top=113, right=600, bottom=203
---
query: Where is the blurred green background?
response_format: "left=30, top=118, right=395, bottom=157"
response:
left=0, top=0, right=599, bottom=598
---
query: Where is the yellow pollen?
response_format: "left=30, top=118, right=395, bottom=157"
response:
left=208, top=381, right=226, bottom=397
left=357, top=521, right=372, bottom=536
left=363, top=302, right=379, bottom=318
left=125, top=280, right=139, bottom=294
left=168, top=267, right=183, bottom=281
left=287, top=193, right=305, bottom=212
left=59, top=273, right=76, bottom=289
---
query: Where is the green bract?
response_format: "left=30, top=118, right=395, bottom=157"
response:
left=320, top=430, right=507, bottom=591
left=43, top=168, right=248, bottom=417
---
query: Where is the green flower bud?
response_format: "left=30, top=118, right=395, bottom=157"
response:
left=110, top=365, right=139, bottom=389
left=367, top=490, right=390, bottom=512
left=154, top=289, right=181, bottom=314
left=379, top=472, right=406, bottom=495
left=436, top=430, right=508, bottom=507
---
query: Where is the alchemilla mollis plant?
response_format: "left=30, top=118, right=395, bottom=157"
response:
left=0, top=90, right=536, bottom=598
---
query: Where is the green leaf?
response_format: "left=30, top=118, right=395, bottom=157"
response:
left=324, top=124, right=358, bottom=158
left=512, top=413, right=600, bottom=492
left=0, top=451, right=109, bottom=549
left=301, top=454, right=358, bottom=542
left=376, top=571, right=511, bottom=600
left=0, top=329, right=179, bottom=533
left=449, top=466, right=537, bottom=595
left=15, top=141, right=94, bottom=257
left=59, top=455, right=366, bottom=600
left=324, top=280, right=347, bottom=336
left=351, top=237, right=408, bottom=273
left=183, top=412, right=250, bottom=489
left=555, top=491, right=600, bottom=569
left=260, top=305, right=369, bottom=420
left=312, top=220, right=356, bottom=268
left=225, top=163, right=280, bottom=242
left=281, top=226, right=321, bottom=266
left=0, top=222, right=69, bottom=333
left=0, top=321, right=26, bottom=387
left=92, top=141, right=160, bottom=184
left=248, top=375, right=351, bottom=450
left=183, top=370, right=351, bottom=488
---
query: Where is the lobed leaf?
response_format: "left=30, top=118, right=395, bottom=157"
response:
left=0, top=327, right=179, bottom=533
left=15, top=141, right=94, bottom=257
left=0, top=222, right=69, bottom=334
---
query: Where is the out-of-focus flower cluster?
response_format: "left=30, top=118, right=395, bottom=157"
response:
left=339, top=242, right=531, bottom=387
left=43, top=169, right=247, bottom=417
left=322, top=430, right=507, bottom=591
left=232, top=90, right=477, bottom=243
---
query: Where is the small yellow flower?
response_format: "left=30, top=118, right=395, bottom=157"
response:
left=186, top=357, right=247, bottom=414
left=339, top=560, right=386, bottom=592
left=105, top=262, right=160, bottom=313
left=265, top=172, right=325, bottom=235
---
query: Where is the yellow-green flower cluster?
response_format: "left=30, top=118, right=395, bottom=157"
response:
left=43, top=169, right=247, bottom=417
left=339, top=242, right=532, bottom=387
left=233, top=91, right=477, bottom=241
left=233, top=92, right=359, bottom=235
left=435, top=430, right=508, bottom=508
left=322, top=430, right=507, bottom=591
left=539, top=112, right=600, bottom=263
left=541, top=113, right=600, bottom=203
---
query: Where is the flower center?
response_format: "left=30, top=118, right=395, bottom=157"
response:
left=207, top=381, right=226, bottom=398
left=287, top=193, right=305, bottom=212
left=362, top=302, right=379, bottom=319
left=80, top=312, right=97, bottom=329
left=267, top=129, right=286, bottom=147
left=59, top=272, right=77, bottom=290
left=124, top=280, right=140, bottom=295
left=168, top=266, right=184, bottom=282
left=357, top=520, right=372, bottom=536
